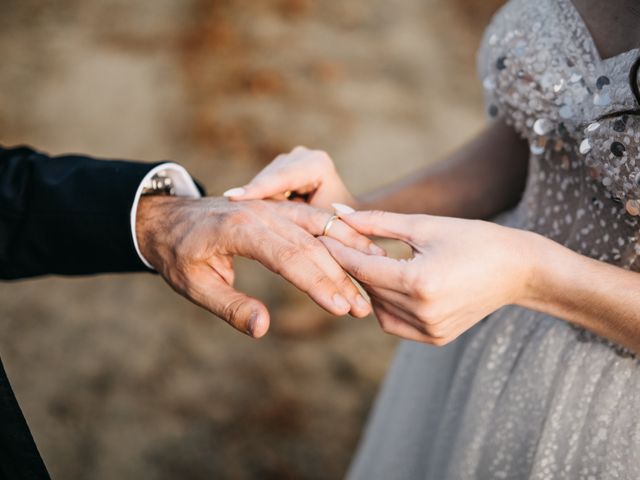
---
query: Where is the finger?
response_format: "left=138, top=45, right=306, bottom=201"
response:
left=223, top=178, right=314, bottom=201
left=240, top=226, right=360, bottom=317
left=185, top=266, right=270, bottom=338
left=224, top=151, right=323, bottom=201
left=264, top=218, right=372, bottom=318
left=319, top=236, right=406, bottom=291
left=268, top=201, right=386, bottom=255
left=337, top=210, right=422, bottom=244
left=369, top=295, right=427, bottom=333
left=372, top=301, right=435, bottom=343
left=325, top=220, right=387, bottom=256
left=368, top=284, right=457, bottom=329
left=376, top=298, right=467, bottom=344
left=366, top=284, right=420, bottom=309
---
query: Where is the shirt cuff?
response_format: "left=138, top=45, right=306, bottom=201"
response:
left=130, top=162, right=202, bottom=269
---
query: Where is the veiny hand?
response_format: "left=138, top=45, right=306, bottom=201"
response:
left=136, top=196, right=376, bottom=338
left=320, top=210, right=535, bottom=345
left=223, top=146, right=357, bottom=210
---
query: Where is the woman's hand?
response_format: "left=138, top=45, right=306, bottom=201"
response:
left=223, top=146, right=357, bottom=210
left=319, top=210, right=537, bottom=345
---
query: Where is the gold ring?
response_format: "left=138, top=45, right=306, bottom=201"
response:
left=322, top=214, right=339, bottom=236
left=284, top=190, right=292, bottom=199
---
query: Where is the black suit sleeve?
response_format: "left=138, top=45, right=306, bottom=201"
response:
left=0, top=145, right=166, bottom=279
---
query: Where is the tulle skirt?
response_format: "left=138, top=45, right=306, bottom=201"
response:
left=347, top=304, right=640, bottom=479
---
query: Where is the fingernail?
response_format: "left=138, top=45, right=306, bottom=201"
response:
left=332, top=203, right=356, bottom=215
left=355, top=295, right=370, bottom=311
left=247, top=311, right=260, bottom=336
left=332, top=294, right=350, bottom=312
left=223, top=187, right=246, bottom=197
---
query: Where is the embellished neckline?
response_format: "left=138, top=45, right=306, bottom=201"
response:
left=559, top=0, right=640, bottom=64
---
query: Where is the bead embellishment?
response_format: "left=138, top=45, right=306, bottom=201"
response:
left=478, top=0, right=640, bottom=358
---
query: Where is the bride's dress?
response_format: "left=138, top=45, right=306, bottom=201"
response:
left=347, top=0, right=640, bottom=478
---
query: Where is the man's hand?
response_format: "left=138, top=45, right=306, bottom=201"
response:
left=135, top=196, right=375, bottom=338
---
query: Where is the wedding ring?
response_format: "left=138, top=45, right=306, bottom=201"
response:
left=322, top=214, right=339, bottom=236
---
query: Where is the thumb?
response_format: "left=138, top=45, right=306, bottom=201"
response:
left=186, top=269, right=270, bottom=338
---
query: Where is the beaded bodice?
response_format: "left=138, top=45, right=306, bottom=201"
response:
left=479, top=0, right=640, bottom=270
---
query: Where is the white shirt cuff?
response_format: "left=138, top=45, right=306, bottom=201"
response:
left=130, top=162, right=202, bottom=269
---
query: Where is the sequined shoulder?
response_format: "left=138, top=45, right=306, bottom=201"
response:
left=478, top=0, right=637, bottom=133
left=476, top=0, right=640, bottom=209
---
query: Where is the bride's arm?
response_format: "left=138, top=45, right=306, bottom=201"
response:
left=358, top=120, right=529, bottom=219
left=523, top=234, right=640, bottom=354
left=225, top=120, right=529, bottom=220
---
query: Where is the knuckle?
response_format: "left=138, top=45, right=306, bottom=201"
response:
left=362, top=237, right=376, bottom=249
left=314, top=150, right=335, bottom=168
left=349, top=263, right=371, bottom=284
left=416, top=305, right=446, bottom=336
left=276, top=245, right=300, bottom=265
left=309, top=271, right=336, bottom=293
left=414, top=284, right=429, bottom=300
left=431, top=337, right=451, bottom=347
left=424, top=322, right=446, bottom=339
left=337, top=270, right=354, bottom=287
left=310, top=273, right=329, bottom=290
left=412, top=321, right=430, bottom=336
left=411, top=275, right=435, bottom=300
left=347, top=230, right=369, bottom=247
left=401, top=267, right=423, bottom=295
left=300, top=235, right=323, bottom=253
left=416, top=303, right=433, bottom=323
left=221, top=296, right=245, bottom=324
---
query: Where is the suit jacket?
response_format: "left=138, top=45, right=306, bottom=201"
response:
left=0, top=145, right=193, bottom=479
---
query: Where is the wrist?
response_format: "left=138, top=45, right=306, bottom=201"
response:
left=514, top=230, right=567, bottom=310
left=499, top=227, right=547, bottom=307
left=135, top=195, right=185, bottom=271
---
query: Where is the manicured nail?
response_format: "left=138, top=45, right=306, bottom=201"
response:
left=355, top=295, right=370, bottom=311
left=332, top=294, right=350, bottom=312
left=223, top=187, right=246, bottom=197
left=247, top=311, right=260, bottom=336
left=332, top=203, right=356, bottom=215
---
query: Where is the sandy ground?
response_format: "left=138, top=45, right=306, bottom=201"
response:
left=0, top=0, right=503, bottom=478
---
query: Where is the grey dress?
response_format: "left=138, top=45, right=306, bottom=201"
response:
left=347, top=0, right=640, bottom=478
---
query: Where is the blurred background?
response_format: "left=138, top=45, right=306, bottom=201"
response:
left=0, top=0, right=504, bottom=478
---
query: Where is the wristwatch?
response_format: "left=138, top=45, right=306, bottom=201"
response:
left=141, top=171, right=176, bottom=196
